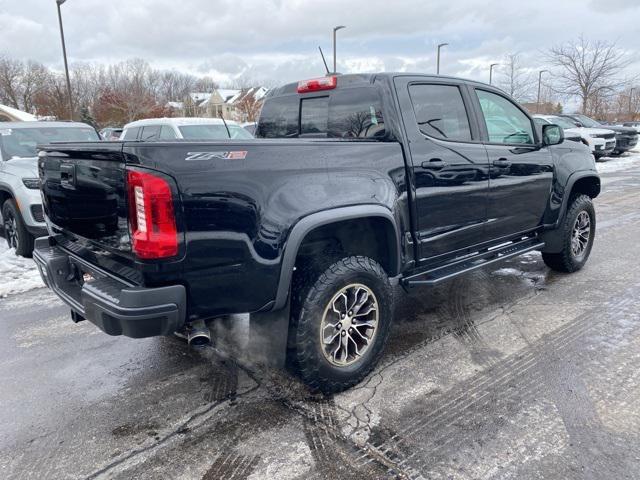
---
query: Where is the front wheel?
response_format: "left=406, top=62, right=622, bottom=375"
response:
left=290, top=256, right=393, bottom=393
left=542, top=194, right=595, bottom=273
left=2, top=199, right=34, bottom=258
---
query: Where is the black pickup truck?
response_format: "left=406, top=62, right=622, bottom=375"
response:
left=34, top=73, right=600, bottom=392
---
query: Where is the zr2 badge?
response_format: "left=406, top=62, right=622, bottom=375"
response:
left=185, top=151, right=248, bottom=161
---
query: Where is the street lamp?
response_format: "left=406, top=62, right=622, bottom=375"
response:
left=436, top=43, right=448, bottom=75
left=332, top=25, right=346, bottom=74
left=56, top=0, right=74, bottom=120
left=536, top=69, right=549, bottom=114
left=489, top=63, right=499, bottom=85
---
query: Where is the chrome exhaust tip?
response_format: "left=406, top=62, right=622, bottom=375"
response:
left=187, top=319, right=211, bottom=348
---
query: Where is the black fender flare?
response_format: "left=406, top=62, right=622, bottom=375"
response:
left=272, top=205, right=401, bottom=310
left=541, top=170, right=600, bottom=253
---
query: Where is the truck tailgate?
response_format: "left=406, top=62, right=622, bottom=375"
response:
left=39, top=143, right=129, bottom=248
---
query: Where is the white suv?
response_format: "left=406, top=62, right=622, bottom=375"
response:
left=120, top=117, right=254, bottom=141
left=533, top=115, right=616, bottom=159
left=0, top=121, right=100, bottom=256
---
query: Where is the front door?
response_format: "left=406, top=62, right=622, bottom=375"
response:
left=395, top=77, right=490, bottom=263
left=471, top=88, right=554, bottom=239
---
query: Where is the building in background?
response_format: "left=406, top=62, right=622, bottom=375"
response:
left=165, top=87, right=268, bottom=122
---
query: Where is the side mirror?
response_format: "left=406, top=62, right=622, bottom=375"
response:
left=542, top=124, right=564, bottom=146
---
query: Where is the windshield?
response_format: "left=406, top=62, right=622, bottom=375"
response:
left=573, top=114, right=600, bottom=128
left=0, top=126, right=99, bottom=159
left=178, top=124, right=253, bottom=140
left=549, top=116, right=578, bottom=129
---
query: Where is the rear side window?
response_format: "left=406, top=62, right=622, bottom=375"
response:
left=159, top=125, right=177, bottom=140
left=140, top=125, right=161, bottom=141
left=122, top=127, right=140, bottom=140
left=408, top=84, right=472, bottom=141
left=257, top=87, right=386, bottom=140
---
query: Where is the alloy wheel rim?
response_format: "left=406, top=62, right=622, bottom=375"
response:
left=571, top=211, right=590, bottom=260
left=3, top=213, right=18, bottom=249
left=320, top=283, right=379, bottom=367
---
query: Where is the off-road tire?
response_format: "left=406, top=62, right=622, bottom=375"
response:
left=290, top=256, right=393, bottom=393
left=542, top=194, right=595, bottom=273
left=2, top=199, right=34, bottom=258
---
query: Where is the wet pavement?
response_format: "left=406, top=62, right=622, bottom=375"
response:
left=2, top=163, right=640, bottom=479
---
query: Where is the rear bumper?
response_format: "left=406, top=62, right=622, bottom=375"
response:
left=33, top=237, right=186, bottom=338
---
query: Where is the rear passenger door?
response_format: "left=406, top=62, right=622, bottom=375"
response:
left=470, top=88, right=553, bottom=239
left=394, top=77, right=490, bottom=262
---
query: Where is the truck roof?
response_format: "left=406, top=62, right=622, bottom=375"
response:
left=123, top=117, right=242, bottom=129
left=0, top=121, right=94, bottom=129
left=267, top=72, right=492, bottom=97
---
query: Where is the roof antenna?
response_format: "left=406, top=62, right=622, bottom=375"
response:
left=219, top=113, right=232, bottom=138
left=318, top=46, right=330, bottom=76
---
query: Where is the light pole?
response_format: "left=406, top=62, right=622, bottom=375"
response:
left=536, top=69, right=548, bottom=114
left=629, top=87, right=636, bottom=118
left=332, top=25, right=346, bottom=74
left=56, top=0, right=74, bottom=120
left=489, top=63, right=499, bottom=85
left=436, top=43, right=448, bottom=74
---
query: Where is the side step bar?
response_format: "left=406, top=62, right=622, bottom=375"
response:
left=401, top=237, right=545, bottom=287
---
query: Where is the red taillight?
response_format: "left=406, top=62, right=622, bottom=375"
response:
left=127, top=170, right=178, bottom=259
left=297, top=76, right=337, bottom=93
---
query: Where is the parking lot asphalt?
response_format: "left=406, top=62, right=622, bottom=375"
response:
left=2, top=162, right=640, bottom=480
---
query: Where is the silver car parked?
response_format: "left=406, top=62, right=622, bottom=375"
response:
left=0, top=121, right=100, bottom=256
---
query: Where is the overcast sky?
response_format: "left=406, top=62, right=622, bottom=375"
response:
left=1, top=0, right=639, bottom=90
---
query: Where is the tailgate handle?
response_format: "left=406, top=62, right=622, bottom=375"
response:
left=60, top=163, right=76, bottom=190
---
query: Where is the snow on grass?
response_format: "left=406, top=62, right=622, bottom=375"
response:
left=596, top=148, right=640, bottom=174
left=0, top=241, right=43, bottom=298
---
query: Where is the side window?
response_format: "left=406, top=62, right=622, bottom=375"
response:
left=328, top=88, right=386, bottom=139
left=256, top=95, right=298, bottom=138
left=159, top=125, right=178, bottom=140
left=300, top=97, right=329, bottom=136
left=122, top=127, right=140, bottom=140
left=140, top=125, right=161, bottom=141
left=476, top=90, right=534, bottom=145
left=408, top=84, right=472, bottom=141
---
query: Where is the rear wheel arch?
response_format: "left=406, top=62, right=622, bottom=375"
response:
left=272, top=206, right=401, bottom=310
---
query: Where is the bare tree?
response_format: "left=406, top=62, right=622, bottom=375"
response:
left=546, top=36, right=630, bottom=115
left=498, top=52, right=534, bottom=102
left=0, top=57, right=48, bottom=112
left=158, top=71, right=197, bottom=103
left=194, top=76, right=218, bottom=93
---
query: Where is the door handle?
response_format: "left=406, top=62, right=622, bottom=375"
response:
left=421, top=158, right=447, bottom=169
left=492, top=158, right=511, bottom=168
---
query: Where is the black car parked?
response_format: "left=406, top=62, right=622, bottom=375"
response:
left=35, top=73, right=600, bottom=392
left=560, top=114, right=638, bottom=155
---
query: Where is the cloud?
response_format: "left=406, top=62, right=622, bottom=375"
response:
left=0, top=0, right=639, bottom=86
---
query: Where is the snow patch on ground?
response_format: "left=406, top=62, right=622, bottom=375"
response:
left=0, top=241, right=43, bottom=297
left=492, top=267, right=523, bottom=277
left=597, top=148, right=640, bottom=173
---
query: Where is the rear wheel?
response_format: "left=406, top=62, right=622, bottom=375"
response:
left=290, top=256, right=393, bottom=393
left=542, top=194, right=595, bottom=273
left=2, top=199, right=34, bottom=257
